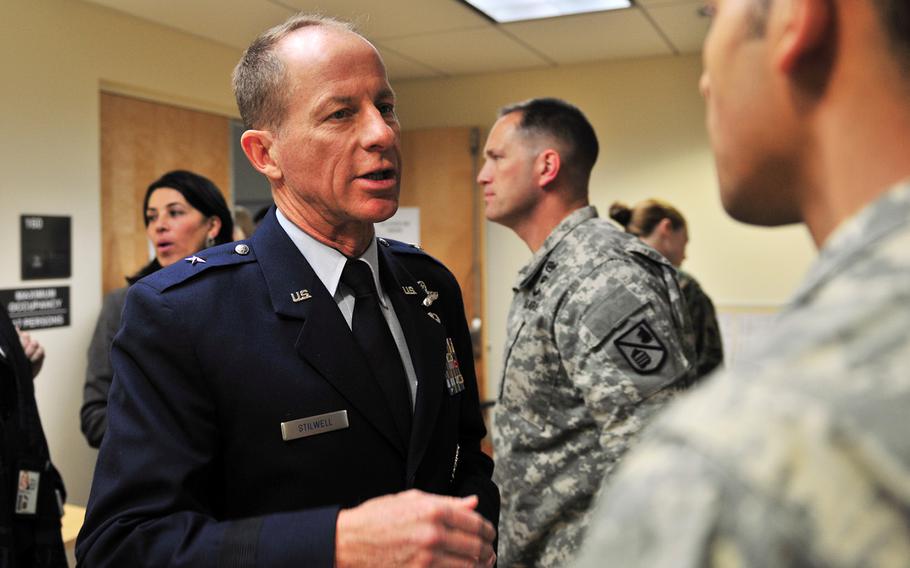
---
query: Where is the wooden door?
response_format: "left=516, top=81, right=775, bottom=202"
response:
left=100, top=92, right=231, bottom=294
left=399, top=127, right=488, bottom=403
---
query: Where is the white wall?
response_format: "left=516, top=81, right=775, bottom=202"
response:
left=0, top=0, right=240, bottom=504
left=394, top=55, right=816, bottom=397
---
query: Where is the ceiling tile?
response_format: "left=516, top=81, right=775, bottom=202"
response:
left=82, top=0, right=294, bottom=49
left=276, top=0, right=492, bottom=40
left=379, top=28, right=551, bottom=76
left=502, top=8, right=673, bottom=64
left=78, top=0, right=706, bottom=79
left=377, top=46, right=447, bottom=81
left=642, top=1, right=711, bottom=54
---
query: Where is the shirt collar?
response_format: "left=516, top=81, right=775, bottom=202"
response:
left=790, top=179, right=910, bottom=305
left=276, top=208, right=384, bottom=300
left=515, top=205, right=598, bottom=289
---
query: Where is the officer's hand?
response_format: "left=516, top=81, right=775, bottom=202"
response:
left=17, top=328, right=44, bottom=379
left=335, top=489, right=496, bottom=568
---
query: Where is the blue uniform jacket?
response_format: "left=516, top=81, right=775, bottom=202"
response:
left=76, top=210, right=498, bottom=567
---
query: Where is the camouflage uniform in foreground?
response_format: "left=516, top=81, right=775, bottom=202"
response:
left=575, top=182, right=910, bottom=568
left=493, top=206, right=693, bottom=567
left=679, top=270, right=724, bottom=381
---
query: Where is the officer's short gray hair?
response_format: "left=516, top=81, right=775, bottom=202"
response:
left=232, top=14, right=356, bottom=130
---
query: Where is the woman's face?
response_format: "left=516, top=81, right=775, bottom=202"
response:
left=662, top=225, right=689, bottom=268
left=145, top=188, right=219, bottom=267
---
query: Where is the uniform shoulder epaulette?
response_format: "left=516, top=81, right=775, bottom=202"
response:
left=624, top=238, right=673, bottom=268
left=377, top=237, right=446, bottom=268
left=142, top=241, right=258, bottom=292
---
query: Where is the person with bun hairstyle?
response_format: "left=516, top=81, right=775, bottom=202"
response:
left=610, top=199, right=723, bottom=381
left=80, top=170, right=234, bottom=448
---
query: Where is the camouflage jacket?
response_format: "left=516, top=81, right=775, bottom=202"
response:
left=575, top=182, right=910, bottom=568
left=679, top=270, right=724, bottom=381
left=492, top=206, right=693, bottom=567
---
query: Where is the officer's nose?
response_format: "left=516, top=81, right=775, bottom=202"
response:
left=699, top=72, right=710, bottom=99
left=362, top=107, right=397, bottom=152
left=477, top=160, right=492, bottom=186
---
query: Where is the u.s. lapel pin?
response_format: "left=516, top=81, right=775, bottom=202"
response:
left=291, top=289, right=312, bottom=303
left=402, top=285, right=417, bottom=295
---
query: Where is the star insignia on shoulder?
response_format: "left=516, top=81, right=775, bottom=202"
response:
left=184, top=255, right=207, bottom=266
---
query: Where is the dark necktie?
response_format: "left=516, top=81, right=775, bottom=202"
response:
left=341, top=258, right=412, bottom=445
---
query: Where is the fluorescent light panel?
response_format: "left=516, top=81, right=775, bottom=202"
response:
left=463, top=0, right=633, bottom=23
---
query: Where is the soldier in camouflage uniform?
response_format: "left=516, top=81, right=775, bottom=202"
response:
left=678, top=271, right=723, bottom=379
left=575, top=1, right=910, bottom=566
left=610, top=199, right=724, bottom=382
left=477, top=98, right=693, bottom=567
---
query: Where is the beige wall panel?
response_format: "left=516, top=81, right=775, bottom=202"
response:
left=400, top=127, right=487, bottom=398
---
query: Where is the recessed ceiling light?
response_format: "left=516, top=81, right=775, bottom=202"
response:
left=460, top=0, right=633, bottom=24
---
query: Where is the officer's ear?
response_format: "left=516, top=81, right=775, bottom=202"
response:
left=535, top=149, right=561, bottom=190
left=241, top=129, right=283, bottom=182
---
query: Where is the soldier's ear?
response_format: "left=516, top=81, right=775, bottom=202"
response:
left=241, top=129, right=283, bottom=182
left=774, top=0, right=832, bottom=75
left=656, top=217, right=674, bottom=237
left=535, top=149, right=561, bottom=190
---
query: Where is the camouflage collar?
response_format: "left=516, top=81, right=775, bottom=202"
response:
left=515, top=205, right=598, bottom=290
left=790, top=180, right=910, bottom=305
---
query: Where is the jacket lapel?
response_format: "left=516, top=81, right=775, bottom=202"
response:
left=252, top=211, right=406, bottom=457
left=378, top=248, right=447, bottom=478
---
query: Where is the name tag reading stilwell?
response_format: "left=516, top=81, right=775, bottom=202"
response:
left=281, top=410, right=349, bottom=441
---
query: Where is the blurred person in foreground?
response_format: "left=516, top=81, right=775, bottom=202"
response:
left=0, top=306, right=66, bottom=566
left=610, top=199, right=724, bottom=382
left=478, top=97, right=693, bottom=566
left=79, top=170, right=234, bottom=448
left=77, top=13, right=496, bottom=568
left=576, top=1, right=910, bottom=566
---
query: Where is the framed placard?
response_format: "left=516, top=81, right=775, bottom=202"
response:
left=21, top=215, right=71, bottom=280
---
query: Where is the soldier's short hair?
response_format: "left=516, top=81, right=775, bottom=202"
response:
left=232, top=14, right=356, bottom=130
left=873, top=0, right=910, bottom=69
left=499, top=98, right=599, bottom=189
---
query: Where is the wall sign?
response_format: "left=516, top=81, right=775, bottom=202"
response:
left=376, top=207, right=420, bottom=245
left=0, top=287, right=70, bottom=330
left=21, top=215, right=71, bottom=280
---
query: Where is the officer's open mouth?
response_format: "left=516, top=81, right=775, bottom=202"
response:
left=359, top=169, right=395, bottom=181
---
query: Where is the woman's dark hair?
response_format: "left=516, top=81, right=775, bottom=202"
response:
left=609, top=199, right=686, bottom=238
left=143, top=170, right=234, bottom=245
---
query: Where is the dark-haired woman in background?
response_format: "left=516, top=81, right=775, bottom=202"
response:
left=610, top=199, right=724, bottom=382
left=80, top=170, right=234, bottom=448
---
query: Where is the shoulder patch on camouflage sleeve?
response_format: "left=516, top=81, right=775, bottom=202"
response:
left=614, top=320, right=667, bottom=374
